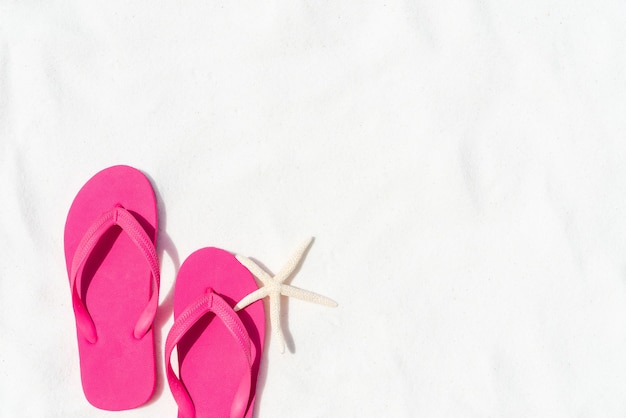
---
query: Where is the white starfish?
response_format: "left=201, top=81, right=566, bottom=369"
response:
left=234, top=237, right=338, bottom=353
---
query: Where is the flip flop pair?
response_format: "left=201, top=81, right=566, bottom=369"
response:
left=64, top=166, right=264, bottom=416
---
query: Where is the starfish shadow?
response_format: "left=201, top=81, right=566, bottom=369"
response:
left=273, top=237, right=315, bottom=354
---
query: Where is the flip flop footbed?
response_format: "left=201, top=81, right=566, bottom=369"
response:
left=174, top=247, right=265, bottom=418
left=64, top=165, right=158, bottom=410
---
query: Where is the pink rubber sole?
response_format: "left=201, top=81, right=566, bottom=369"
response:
left=64, top=165, right=158, bottom=410
left=174, top=247, right=265, bottom=418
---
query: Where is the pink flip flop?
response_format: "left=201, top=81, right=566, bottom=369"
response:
left=166, top=247, right=265, bottom=418
left=64, top=165, right=159, bottom=410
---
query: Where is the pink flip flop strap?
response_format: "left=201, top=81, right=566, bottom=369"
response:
left=69, top=205, right=160, bottom=344
left=165, top=288, right=255, bottom=418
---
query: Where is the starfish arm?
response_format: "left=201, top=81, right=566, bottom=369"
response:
left=268, top=292, right=286, bottom=353
left=234, top=287, right=269, bottom=311
left=276, top=237, right=314, bottom=283
left=281, top=284, right=338, bottom=307
left=236, top=255, right=271, bottom=284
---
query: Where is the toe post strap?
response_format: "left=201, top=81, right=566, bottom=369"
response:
left=69, top=206, right=160, bottom=344
left=165, top=288, right=255, bottom=418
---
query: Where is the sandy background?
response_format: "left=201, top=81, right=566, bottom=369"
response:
left=2, top=1, right=626, bottom=416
